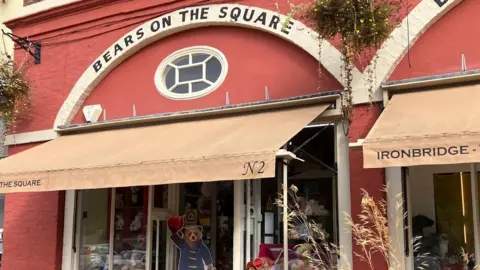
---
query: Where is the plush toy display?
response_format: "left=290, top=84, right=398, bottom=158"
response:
left=129, top=212, right=143, bottom=232
left=197, top=196, right=211, bottom=216
left=88, top=253, right=104, bottom=269
left=246, top=261, right=256, bottom=270
left=115, top=213, right=125, bottom=230
left=201, top=182, right=216, bottom=198
left=115, top=194, right=125, bottom=209
left=168, top=215, right=216, bottom=270
left=131, top=187, right=141, bottom=205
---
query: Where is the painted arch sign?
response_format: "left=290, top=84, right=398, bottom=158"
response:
left=92, top=5, right=296, bottom=74
left=54, top=3, right=349, bottom=128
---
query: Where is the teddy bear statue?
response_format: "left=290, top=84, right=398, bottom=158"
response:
left=168, top=216, right=216, bottom=270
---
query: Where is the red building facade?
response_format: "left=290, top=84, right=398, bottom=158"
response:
left=2, top=0, right=479, bottom=269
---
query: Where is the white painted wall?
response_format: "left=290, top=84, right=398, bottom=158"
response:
left=0, top=0, right=79, bottom=57
left=0, top=0, right=23, bottom=57
left=5, top=0, right=80, bottom=21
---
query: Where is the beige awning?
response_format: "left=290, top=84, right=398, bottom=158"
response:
left=0, top=104, right=328, bottom=193
left=363, top=84, right=480, bottom=168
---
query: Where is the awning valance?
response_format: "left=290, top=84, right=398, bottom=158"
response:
left=0, top=104, right=328, bottom=193
left=363, top=84, right=480, bottom=168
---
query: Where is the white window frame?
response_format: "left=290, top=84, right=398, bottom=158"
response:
left=154, top=46, right=228, bottom=100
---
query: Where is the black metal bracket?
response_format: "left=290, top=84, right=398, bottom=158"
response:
left=1, top=29, right=41, bottom=64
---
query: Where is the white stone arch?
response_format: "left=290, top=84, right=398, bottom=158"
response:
left=53, top=4, right=360, bottom=128
left=353, top=0, right=464, bottom=104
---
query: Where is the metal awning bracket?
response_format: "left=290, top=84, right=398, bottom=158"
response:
left=276, top=149, right=304, bottom=162
left=2, top=29, right=41, bottom=64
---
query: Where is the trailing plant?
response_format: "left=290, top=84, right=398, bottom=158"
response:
left=281, top=0, right=401, bottom=131
left=0, top=58, right=31, bottom=143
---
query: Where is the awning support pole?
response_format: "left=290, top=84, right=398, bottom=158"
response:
left=146, top=186, right=153, bottom=270
left=233, top=181, right=244, bottom=270
left=246, top=180, right=252, bottom=262
left=470, top=164, right=480, bottom=264
left=385, top=167, right=406, bottom=270
left=335, top=120, right=353, bottom=269
left=283, top=157, right=289, bottom=270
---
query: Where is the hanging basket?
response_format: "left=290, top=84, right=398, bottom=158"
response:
left=287, top=0, right=401, bottom=128
left=0, top=59, right=31, bottom=133
left=307, top=0, right=401, bottom=52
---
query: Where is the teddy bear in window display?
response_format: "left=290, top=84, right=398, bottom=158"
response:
left=115, top=213, right=125, bottom=230
left=130, top=187, right=141, bottom=205
left=130, top=212, right=143, bottom=232
left=88, top=253, right=104, bottom=269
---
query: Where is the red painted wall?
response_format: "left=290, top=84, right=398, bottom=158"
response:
left=74, top=26, right=340, bottom=122
left=349, top=104, right=386, bottom=270
left=9, top=0, right=342, bottom=133
left=3, top=143, right=64, bottom=270
left=390, top=0, right=480, bottom=81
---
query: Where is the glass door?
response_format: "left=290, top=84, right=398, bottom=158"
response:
left=236, top=179, right=262, bottom=268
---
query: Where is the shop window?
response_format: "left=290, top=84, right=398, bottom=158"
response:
left=113, top=187, right=149, bottom=269
left=77, top=187, right=150, bottom=270
left=78, top=189, right=110, bottom=270
left=411, top=172, right=479, bottom=269
left=76, top=186, right=173, bottom=270
left=154, top=46, right=228, bottom=100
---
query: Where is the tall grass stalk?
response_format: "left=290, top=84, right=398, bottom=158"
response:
left=276, top=185, right=430, bottom=270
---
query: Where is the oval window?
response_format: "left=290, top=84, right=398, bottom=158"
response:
left=154, top=46, right=228, bottom=100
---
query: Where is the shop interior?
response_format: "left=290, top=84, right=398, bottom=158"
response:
left=408, top=164, right=479, bottom=270
left=75, top=124, right=337, bottom=270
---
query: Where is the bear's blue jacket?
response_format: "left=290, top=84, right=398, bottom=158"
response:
left=171, top=234, right=213, bottom=270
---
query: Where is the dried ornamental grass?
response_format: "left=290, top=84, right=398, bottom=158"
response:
left=277, top=185, right=433, bottom=270
left=276, top=184, right=343, bottom=269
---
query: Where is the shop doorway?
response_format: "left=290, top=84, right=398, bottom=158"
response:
left=403, top=164, right=480, bottom=270
left=235, top=124, right=337, bottom=269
